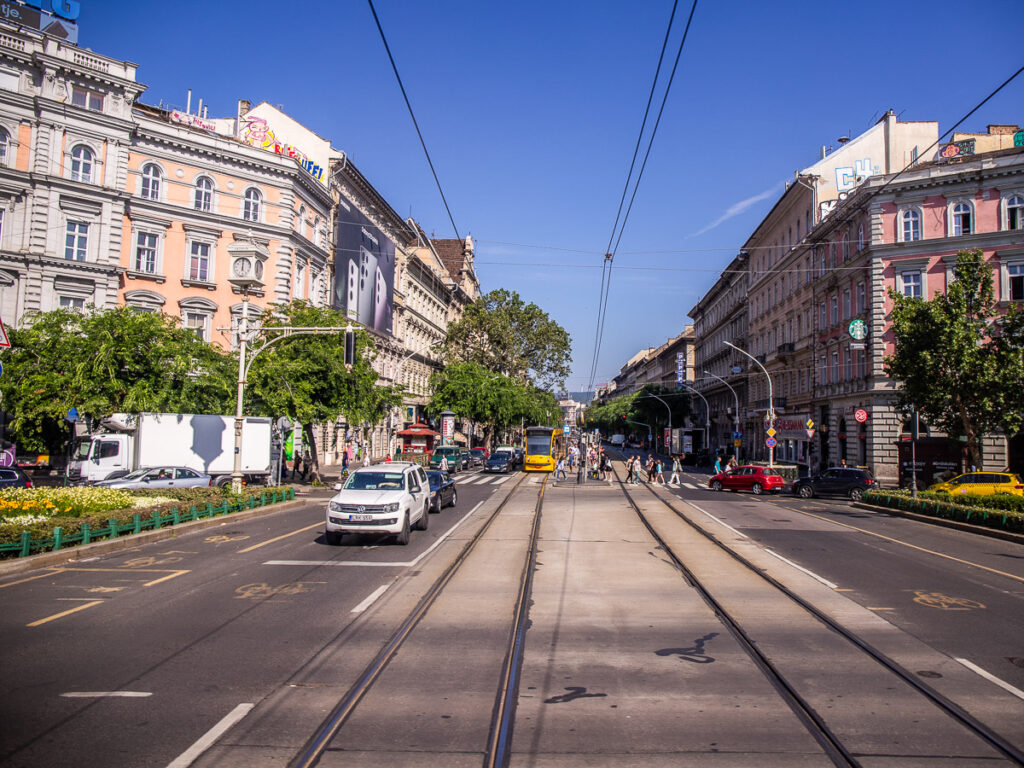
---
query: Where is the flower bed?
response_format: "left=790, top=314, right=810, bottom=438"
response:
left=864, top=489, right=1024, bottom=533
left=0, top=486, right=296, bottom=558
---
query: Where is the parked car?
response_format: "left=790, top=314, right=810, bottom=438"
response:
left=426, top=469, right=457, bottom=512
left=927, top=471, right=1024, bottom=497
left=0, top=467, right=33, bottom=489
left=485, top=451, right=515, bottom=474
left=428, top=446, right=462, bottom=474
left=470, top=448, right=488, bottom=466
left=92, top=466, right=212, bottom=489
left=792, top=467, right=877, bottom=501
left=459, top=449, right=472, bottom=470
left=325, top=462, right=431, bottom=545
left=708, top=465, right=786, bottom=495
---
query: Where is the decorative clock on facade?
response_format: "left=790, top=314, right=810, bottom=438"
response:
left=227, top=239, right=269, bottom=290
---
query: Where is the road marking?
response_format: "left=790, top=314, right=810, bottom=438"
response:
left=236, top=522, right=323, bottom=553
left=166, top=702, right=254, bottom=768
left=351, top=584, right=389, bottom=613
left=143, top=570, right=190, bottom=587
left=763, top=549, right=839, bottom=589
left=266, top=501, right=484, bottom=569
left=782, top=508, right=1024, bottom=584
left=61, top=691, right=152, bottom=698
left=955, top=658, right=1024, bottom=701
left=45, top=567, right=190, bottom=588
left=911, top=591, right=985, bottom=611
left=685, top=503, right=748, bottom=539
left=0, top=569, right=67, bottom=589
left=493, top=475, right=513, bottom=484
left=28, top=600, right=103, bottom=627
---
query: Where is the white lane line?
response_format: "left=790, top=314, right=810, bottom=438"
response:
left=166, top=702, right=254, bottom=768
left=686, top=502, right=748, bottom=539
left=266, top=501, right=484, bottom=569
left=493, top=475, right=513, bottom=484
left=351, top=584, right=389, bottom=613
left=763, top=549, right=839, bottom=589
left=955, top=658, right=1024, bottom=701
left=61, top=691, right=152, bottom=698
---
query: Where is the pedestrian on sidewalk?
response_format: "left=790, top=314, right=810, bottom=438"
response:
left=556, top=456, right=567, bottom=480
left=727, top=455, right=737, bottom=471
left=645, top=455, right=655, bottom=483
left=669, top=454, right=682, bottom=485
left=714, top=455, right=723, bottom=474
left=291, top=452, right=302, bottom=480
left=300, top=447, right=311, bottom=481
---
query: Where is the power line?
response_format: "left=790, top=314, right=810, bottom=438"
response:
left=366, top=0, right=461, bottom=241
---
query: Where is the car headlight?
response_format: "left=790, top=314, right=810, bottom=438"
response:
left=383, top=502, right=400, bottom=512
left=328, top=501, right=343, bottom=513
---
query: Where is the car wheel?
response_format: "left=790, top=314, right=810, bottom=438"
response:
left=752, top=483, right=763, bottom=495
left=711, top=480, right=723, bottom=491
left=849, top=488, right=864, bottom=501
left=450, top=489, right=457, bottom=508
left=798, top=485, right=814, bottom=499
left=325, top=531, right=342, bottom=545
left=394, top=512, right=411, bottom=545
left=415, top=503, right=429, bottom=531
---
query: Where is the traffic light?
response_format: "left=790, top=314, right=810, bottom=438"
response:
left=344, top=330, right=355, bottom=366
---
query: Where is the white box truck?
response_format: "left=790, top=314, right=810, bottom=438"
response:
left=610, top=434, right=626, bottom=447
left=67, top=413, right=273, bottom=486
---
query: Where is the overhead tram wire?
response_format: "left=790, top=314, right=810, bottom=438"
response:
left=587, top=0, right=700, bottom=391
left=587, top=0, right=681, bottom=393
left=366, top=0, right=461, bottom=240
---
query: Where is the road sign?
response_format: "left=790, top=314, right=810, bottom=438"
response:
left=765, top=436, right=777, bottom=448
left=563, top=425, right=570, bottom=434
left=733, top=438, right=742, bottom=447
left=805, top=418, right=814, bottom=429
left=806, top=429, right=816, bottom=439
left=732, top=431, right=743, bottom=440
left=0, top=316, right=8, bottom=348
left=766, top=427, right=776, bottom=437
left=854, top=408, right=868, bottom=423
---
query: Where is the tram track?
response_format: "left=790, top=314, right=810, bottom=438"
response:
left=288, top=471, right=547, bottom=768
left=618, top=467, right=1024, bottom=766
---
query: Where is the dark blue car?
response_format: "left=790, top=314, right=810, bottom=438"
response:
left=426, top=470, right=457, bottom=512
left=485, top=451, right=514, bottom=473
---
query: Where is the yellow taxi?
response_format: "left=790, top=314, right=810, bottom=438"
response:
left=927, top=471, right=1024, bottom=497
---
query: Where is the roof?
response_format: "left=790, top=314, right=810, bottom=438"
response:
left=397, top=423, right=440, bottom=437
left=431, top=238, right=470, bottom=282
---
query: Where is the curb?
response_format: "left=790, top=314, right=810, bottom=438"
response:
left=852, top=501, right=1024, bottom=545
left=0, top=495, right=317, bottom=578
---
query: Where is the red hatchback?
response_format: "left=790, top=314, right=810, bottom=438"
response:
left=708, top=465, right=785, bottom=495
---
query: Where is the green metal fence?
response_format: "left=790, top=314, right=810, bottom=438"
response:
left=0, top=488, right=296, bottom=559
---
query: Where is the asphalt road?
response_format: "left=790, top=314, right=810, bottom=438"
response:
left=0, top=468, right=516, bottom=768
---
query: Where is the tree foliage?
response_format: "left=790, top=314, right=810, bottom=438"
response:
left=245, top=301, right=403, bottom=477
left=0, top=307, right=235, bottom=452
left=584, top=384, right=691, bottom=437
left=885, top=249, right=1024, bottom=467
left=443, top=288, right=571, bottom=390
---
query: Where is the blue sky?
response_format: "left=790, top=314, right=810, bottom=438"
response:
left=82, top=1, right=1024, bottom=391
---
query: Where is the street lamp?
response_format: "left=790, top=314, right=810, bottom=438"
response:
left=703, top=370, right=740, bottom=461
left=724, top=340, right=775, bottom=467
left=677, top=381, right=710, bottom=455
left=393, top=339, right=444, bottom=455
left=635, top=393, right=671, bottom=454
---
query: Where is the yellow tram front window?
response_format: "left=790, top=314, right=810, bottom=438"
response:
left=526, top=434, right=553, bottom=456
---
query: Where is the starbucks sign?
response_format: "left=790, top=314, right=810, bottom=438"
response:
left=848, top=319, right=868, bottom=341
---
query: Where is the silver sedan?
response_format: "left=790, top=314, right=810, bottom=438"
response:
left=93, top=466, right=212, bottom=489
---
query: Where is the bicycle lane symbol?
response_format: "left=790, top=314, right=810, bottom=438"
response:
left=910, top=591, right=985, bottom=611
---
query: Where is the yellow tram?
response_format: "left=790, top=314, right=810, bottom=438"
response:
left=523, top=426, right=565, bottom=472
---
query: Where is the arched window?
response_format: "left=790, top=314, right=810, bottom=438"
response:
left=900, top=209, right=921, bottom=242
left=140, top=163, right=161, bottom=200
left=297, top=205, right=306, bottom=234
left=194, top=176, right=213, bottom=212
left=857, top=223, right=865, bottom=251
left=1007, top=195, right=1024, bottom=231
left=242, top=188, right=261, bottom=222
left=70, top=145, right=94, bottom=183
left=952, top=201, right=973, bottom=236
left=0, top=128, right=9, bottom=164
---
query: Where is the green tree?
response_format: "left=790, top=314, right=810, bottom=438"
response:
left=443, top=288, right=572, bottom=390
left=885, top=249, right=1024, bottom=468
left=244, top=301, right=402, bottom=480
left=0, top=307, right=234, bottom=453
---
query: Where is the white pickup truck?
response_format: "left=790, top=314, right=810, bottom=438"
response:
left=66, top=413, right=272, bottom=486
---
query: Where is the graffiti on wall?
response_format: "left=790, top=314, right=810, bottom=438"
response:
left=835, top=158, right=881, bottom=193
left=938, top=139, right=976, bottom=160
left=240, top=115, right=325, bottom=183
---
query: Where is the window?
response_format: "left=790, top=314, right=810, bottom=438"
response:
left=831, top=351, right=839, bottom=383
left=297, top=205, right=306, bottom=234
left=900, top=209, right=921, bottom=242
left=194, top=177, right=213, bottom=212
left=844, top=346, right=852, bottom=380
left=1007, top=195, right=1024, bottom=230
left=70, top=145, right=93, bottom=183
left=857, top=224, right=865, bottom=251
left=842, top=289, right=851, bottom=320
left=242, top=188, right=261, bottom=222
left=0, top=128, right=8, bottom=164
left=1009, top=264, right=1024, bottom=302
left=294, top=260, right=305, bottom=299
left=59, top=296, right=85, bottom=311
left=830, top=295, right=838, bottom=326
left=134, top=232, right=158, bottom=273
left=183, top=311, right=210, bottom=342
left=140, top=164, right=161, bottom=200
left=900, top=270, right=922, bottom=298
left=188, top=241, right=211, bottom=282
left=71, top=86, right=104, bottom=111
left=818, top=301, right=826, bottom=330
left=98, top=441, right=119, bottom=459
left=856, top=282, right=866, bottom=313
left=841, top=229, right=849, bottom=261
left=952, top=201, right=973, bottom=236
left=65, top=221, right=88, bottom=260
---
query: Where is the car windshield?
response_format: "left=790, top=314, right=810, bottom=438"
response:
left=344, top=472, right=405, bottom=490
left=489, top=454, right=508, bottom=462
left=426, top=471, right=444, bottom=488
left=117, top=468, right=158, bottom=480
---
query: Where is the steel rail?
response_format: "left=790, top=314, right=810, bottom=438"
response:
left=288, top=472, right=546, bottom=768
left=624, top=470, right=1024, bottom=766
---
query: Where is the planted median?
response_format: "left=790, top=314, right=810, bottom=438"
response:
left=864, top=488, right=1024, bottom=534
left=0, top=485, right=296, bottom=559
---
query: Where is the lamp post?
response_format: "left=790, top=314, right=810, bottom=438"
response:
left=635, top=393, right=671, bottom=454
left=677, top=381, right=710, bottom=455
left=724, top=340, right=775, bottom=467
left=394, top=339, right=443, bottom=456
left=704, top=370, right=740, bottom=461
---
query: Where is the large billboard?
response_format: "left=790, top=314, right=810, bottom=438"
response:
left=334, top=198, right=395, bottom=335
